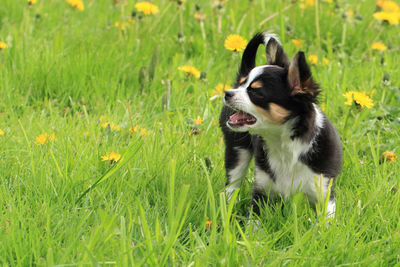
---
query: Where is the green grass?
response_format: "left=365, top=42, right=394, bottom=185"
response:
left=1, top=0, right=400, bottom=265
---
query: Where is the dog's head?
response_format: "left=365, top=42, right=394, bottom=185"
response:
left=224, top=33, right=319, bottom=133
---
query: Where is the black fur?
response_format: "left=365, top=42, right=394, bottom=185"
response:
left=219, top=33, right=343, bottom=215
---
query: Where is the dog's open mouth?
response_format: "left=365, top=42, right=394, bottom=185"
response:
left=228, top=111, right=257, bottom=128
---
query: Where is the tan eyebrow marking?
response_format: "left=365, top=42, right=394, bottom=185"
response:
left=239, top=76, right=247, bottom=83
left=250, top=81, right=263, bottom=89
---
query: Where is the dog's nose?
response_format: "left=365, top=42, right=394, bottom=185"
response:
left=224, top=90, right=235, bottom=101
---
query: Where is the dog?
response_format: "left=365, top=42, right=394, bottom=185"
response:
left=219, top=33, right=342, bottom=218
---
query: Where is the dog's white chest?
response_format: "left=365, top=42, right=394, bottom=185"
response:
left=254, top=136, right=321, bottom=202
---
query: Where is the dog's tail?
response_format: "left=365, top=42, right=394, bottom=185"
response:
left=238, top=32, right=288, bottom=80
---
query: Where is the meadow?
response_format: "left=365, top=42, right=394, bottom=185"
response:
left=0, top=0, right=400, bottom=265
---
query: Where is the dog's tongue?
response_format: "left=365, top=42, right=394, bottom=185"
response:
left=229, top=111, right=249, bottom=121
left=228, top=111, right=256, bottom=127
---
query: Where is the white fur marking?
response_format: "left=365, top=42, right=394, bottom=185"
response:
left=252, top=105, right=330, bottom=205
left=225, top=148, right=251, bottom=201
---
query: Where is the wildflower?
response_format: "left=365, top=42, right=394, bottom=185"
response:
left=211, top=83, right=230, bottom=97
left=111, top=124, right=121, bottom=131
left=83, top=131, right=89, bottom=136
left=66, top=0, right=84, bottom=11
left=308, top=54, right=318, bottom=65
left=377, top=0, right=400, bottom=12
left=101, top=122, right=121, bottom=131
left=129, top=125, right=139, bottom=134
left=140, top=128, right=148, bottom=136
left=178, top=65, right=201, bottom=79
left=48, top=133, right=56, bottom=142
left=194, top=12, right=206, bottom=22
left=382, top=151, right=397, bottom=162
left=115, top=21, right=127, bottom=30
left=194, top=117, right=203, bottom=125
left=135, top=2, right=159, bottom=15
left=291, top=39, right=303, bottom=49
left=205, top=220, right=212, bottom=229
left=34, top=133, right=56, bottom=145
left=0, top=42, right=8, bottom=49
left=343, top=91, right=374, bottom=108
left=0, top=129, right=4, bottom=136
left=322, top=57, right=330, bottom=65
left=28, top=0, right=37, bottom=4
left=299, top=0, right=315, bottom=9
left=373, top=11, right=400, bottom=25
left=347, top=10, right=354, bottom=19
left=371, top=42, right=387, bottom=51
left=101, top=152, right=121, bottom=162
left=99, top=115, right=105, bottom=121
left=353, top=92, right=373, bottom=108
left=224, top=34, right=247, bottom=52
left=35, top=134, right=47, bottom=145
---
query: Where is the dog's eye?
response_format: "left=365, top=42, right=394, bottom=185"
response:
left=247, top=87, right=264, bottom=99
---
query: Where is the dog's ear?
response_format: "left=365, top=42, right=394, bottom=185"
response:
left=238, top=33, right=265, bottom=80
left=288, top=51, right=319, bottom=97
left=265, top=35, right=289, bottom=68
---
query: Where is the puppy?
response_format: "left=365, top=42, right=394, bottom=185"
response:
left=219, top=33, right=342, bottom=217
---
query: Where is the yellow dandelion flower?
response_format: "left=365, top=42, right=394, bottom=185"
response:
left=347, top=10, right=354, bottom=19
left=101, top=152, right=121, bottom=162
left=83, top=131, right=89, bottom=136
left=224, top=34, right=247, bottom=52
left=343, top=91, right=374, bottom=108
left=211, top=83, right=230, bottom=96
left=178, top=65, right=201, bottom=79
left=343, top=91, right=354, bottom=106
left=308, top=54, right=318, bottom=65
left=101, top=122, right=120, bottom=131
left=129, top=125, right=140, bottom=134
left=140, top=128, right=148, bottom=136
left=373, top=11, right=400, bottom=25
left=111, top=124, right=121, bottom=131
left=322, top=57, right=330, bottom=65
left=34, top=134, right=48, bottom=145
left=353, top=92, right=374, bottom=108
left=291, top=39, right=303, bottom=49
left=0, top=42, right=8, bottom=49
left=34, top=133, right=55, bottom=145
left=377, top=0, right=400, bottom=12
left=101, top=122, right=110, bottom=128
left=324, top=0, right=333, bottom=3
left=205, top=220, right=212, bottom=228
left=382, top=151, right=397, bottom=162
left=194, top=12, right=206, bottom=21
left=48, top=133, right=56, bottom=142
left=299, top=0, right=315, bottom=9
left=28, top=0, right=37, bottom=4
left=66, top=0, right=84, bottom=11
left=0, top=129, right=4, bottom=136
left=99, top=115, right=105, bottom=121
left=135, top=1, right=159, bottom=15
left=371, top=42, right=387, bottom=51
left=115, top=21, right=127, bottom=30
left=194, top=117, right=203, bottom=125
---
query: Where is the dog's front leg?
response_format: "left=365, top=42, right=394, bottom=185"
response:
left=224, top=147, right=252, bottom=202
